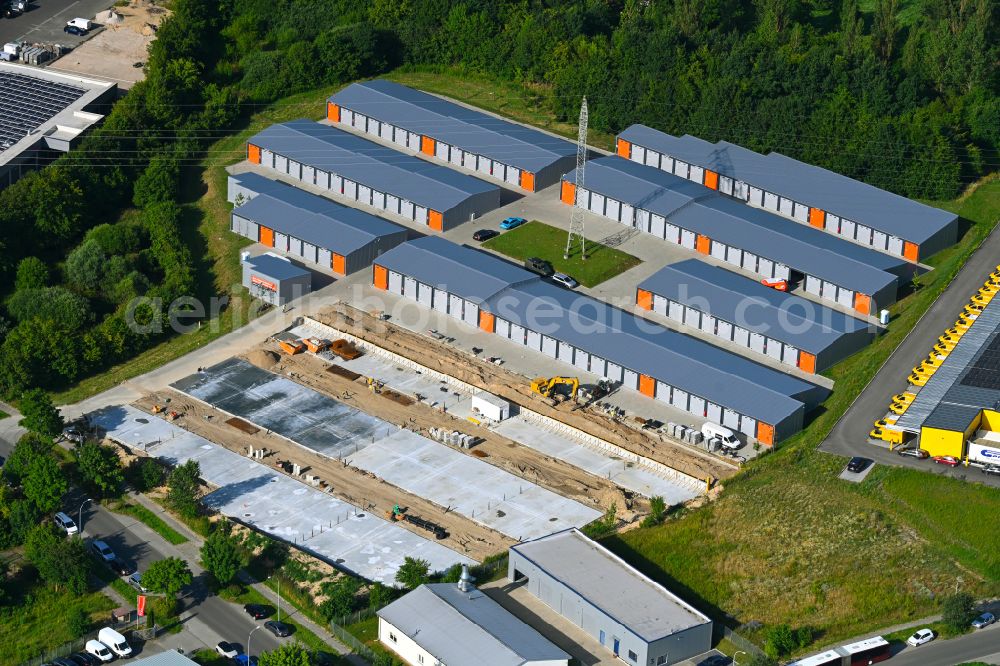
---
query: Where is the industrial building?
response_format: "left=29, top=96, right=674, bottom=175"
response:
left=894, top=294, right=1000, bottom=461
left=328, top=79, right=577, bottom=192
left=241, top=253, right=311, bottom=306
left=616, top=125, right=958, bottom=262
left=227, top=172, right=409, bottom=275
left=378, top=574, right=571, bottom=666
left=373, top=237, right=830, bottom=445
left=245, top=119, right=502, bottom=231
left=637, top=260, right=875, bottom=373
left=0, top=62, right=117, bottom=188
left=561, top=156, right=908, bottom=315
left=509, top=529, right=713, bottom=665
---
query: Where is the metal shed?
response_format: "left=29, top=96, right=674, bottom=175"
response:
left=509, top=529, right=713, bottom=666
left=616, top=125, right=958, bottom=262
left=246, top=119, right=502, bottom=231
left=227, top=172, right=408, bottom=275
left=562, top=156, right=906, bottom=315
left=328, top=79, right=577, bottom=192
left=241, top=253, right=311, bottom=306
left=637, top=260, right=876, bottom=373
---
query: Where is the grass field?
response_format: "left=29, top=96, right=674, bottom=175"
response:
left=106, top=499, right=188, bottom=545
left=611, top=177, right=1000, bottom=650
left=483, top=221, right=642, bottom=287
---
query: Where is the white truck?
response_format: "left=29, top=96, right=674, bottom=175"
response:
left=701, top=422, right=743, bottom=450
left=97, top=627, right=132, bottom=658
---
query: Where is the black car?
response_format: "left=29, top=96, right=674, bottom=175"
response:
left=264, top=620, right=292, bottom=637
left=63, top=25, right=87, bottom=36
left=524, top=256, right=554, bottom=277
left=472, top=229, right=499, bottom=242
left=244, top=603, right=271, bottom=619
left=52, top=658, right=77, bottom=666
left=68, top=654, right=97, bottom=666
left=846, top=456, right=871, bottom=473
left=109, top=557, right=134, bottom=576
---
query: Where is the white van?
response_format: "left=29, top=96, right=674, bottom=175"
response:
left=701, top=422, right=742, bottom=450
left=54, top=511, right=78, bottom=535
left=85, top=639, right=114, bottom=662
left=67, top=17, right=94, bottom=30
left=98, top=627, right=132, bottom=657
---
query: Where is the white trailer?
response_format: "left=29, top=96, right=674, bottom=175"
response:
left=471, top=392, right=510, bottom=422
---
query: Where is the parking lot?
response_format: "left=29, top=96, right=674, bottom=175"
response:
left=0, top=0, right=110, bottom=47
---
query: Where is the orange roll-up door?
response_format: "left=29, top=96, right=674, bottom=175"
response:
left=428, top=210, right=444, bottom=231
left=696, top=235, right=711, bottom=255
left=636, top=289, right=653, bottom=310
left=797, top=351, right=817, bottom=374
left=327, top=102, right=341, bottom=123
left=854, top=293, right=871, bottom=316
left=479, top=311, right=495, bottom=333
left=247, top=144, right=261, bottom=164
left=638, top=374, right=656, bottom=398
left=259, top=226, right=274, bottom=247
left=373, top=265, right=388, bottom=290
left=809, top=208, right=825, bottom=229
left=421, top=135, right=436, bottom=156
left=560, top=180, right=576, bottom=205
left=704, top=170, right=719, bottom=190
left=520, top=171, right=535, bottom=192
left=757, top=422, right=775, bottom=446
left=616, top=139, right=631, bottom=158
left=332, top=253, right=346, bottom=275
left=903, top=241, right=919, bottom=262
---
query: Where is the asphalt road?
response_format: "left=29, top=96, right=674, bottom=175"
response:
left=821, top=221, right=1000, bottom=489
left=0, top=0, right=110, bottom=47
left=76, top=494, right=284, bottom=656
left=888, top=623, right=1000, bottom=666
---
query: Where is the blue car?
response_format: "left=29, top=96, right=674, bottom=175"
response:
left=499, top=216, right=527, bottom=230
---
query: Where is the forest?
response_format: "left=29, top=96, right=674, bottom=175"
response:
left=0, top=0, right=995, bottom=398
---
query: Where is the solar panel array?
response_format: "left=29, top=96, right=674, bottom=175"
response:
left=0, top=72, right=86, bottom=152
left=960, top=335, right=1000, bottom=390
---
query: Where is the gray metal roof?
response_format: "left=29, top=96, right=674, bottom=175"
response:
left=230, top=173, right=407, bottom=255
left=619, top=125, right=957, bottom=246
left=247, top=120, right=500, bottom=212
left=329, top=79, right=576, bottom=173
left=375, top=235, right=537, bottom=302
left=511, top=529, right=711, bottom=642
left=377, top=583, right=570, bottom=666
left=244, top=253, right=310, bottom=281
left=571, top=157, right=903, bottom=297
left=638, top=260, right=872, bottom=355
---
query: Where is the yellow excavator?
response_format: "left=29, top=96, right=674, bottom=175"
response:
left=531, top=376, right=580, bottom=402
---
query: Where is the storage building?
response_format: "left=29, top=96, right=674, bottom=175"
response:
left=242, top=253, right=311, bottom=306
left=509, top=529, right=712, bottom=666
left=373, top=237, right=830, bottom=444
left=561, top=156, right=907, bottom=315
left=377, top=578, right=571, bottom=666
left=637, top=260, right=875, bottom=373
left=245, top=119, right=502, bottom=231
left=328, top=79, right=576, bottom=192
left=616, top=125, right=958, bottom=262
left=227, top=172, right=409, bottom=275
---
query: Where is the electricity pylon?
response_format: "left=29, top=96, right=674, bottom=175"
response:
left=564, top=97, right=588, bottom=261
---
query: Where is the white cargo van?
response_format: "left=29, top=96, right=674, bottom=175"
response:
left=98, top=627, right=132, bottom=657
left=85, top=639, right=114, bottom=662
left=67, top=18, right=94, bottom=30
left=701, top=422, right=742, bottom=450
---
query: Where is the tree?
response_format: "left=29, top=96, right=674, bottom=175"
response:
left=75, top=441, right=125, bottom=498
left=18, top=388, right=63, bottom=438
left=942, top=592, right=976, bottom=633
left=67, top=607, right=91, bottom=638
left=764, top=624, right=811, bottom=658
left=201, top=521, right=243, bottom=586
left=7, top=287, right=92, bottom=331
left=65, top=239, right=108, bottom=296
left=395, top=556, right=430, bottom=590
left=259, top=643, right=311, bottom=666
left=24, top=525, right=90, bottom=593
left=167, top=459, right=201, bottom=518
left=3, top=432, right=54, bottom=485
left=14, top=257, right=49, bottom=290
left=129, top=457, right=166, bottom=492
left=368, top=581, right=394, bottom=611
left=320, top=576, right=362, bottom=621
left=142, top=557, right=193, bottom=596
left=5, top=499, right=41, bottom=547
left=132, top=153, right=180, bottom=208
left=23, top=454, right=67, bottom=514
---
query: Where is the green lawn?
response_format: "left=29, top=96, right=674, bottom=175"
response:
left=106, top=499, right=188, bottom=545
left=483, top=221, right=642, bottom=287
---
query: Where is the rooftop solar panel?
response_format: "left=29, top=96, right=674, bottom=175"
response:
left=0, top=72, right=86, bottom=151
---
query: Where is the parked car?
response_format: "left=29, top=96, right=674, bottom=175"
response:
left=897, top=447, right=930, bottom=459
left=982, top=463, right=1000, bottom=476
left=846, top=457, right=871, bottom=473
left=53, top=658, right=77, bottom=666
left=84, top=641, right=113, bottom=663
left=760, top=277, right=789, bottom=291
left=97, top=627, right=132, bottom=658
left=499, top=216, right=527, bottom=230
left=91, top=540, right=115, bottom=562
left=551, top=272, right=578, bottom=289
left=109, top=557, right=134, bottom=577
left=69, top=653, right=99, bottom=666
left=972, top=612, right=996, bottom=629
left=932, top=456, right=961, bottom=467
left=234, top=657, right=259, bottom=666
left=264, top=620, right=292, bottom=637
left=216, top=641, right=240, bottom=658
left=524, top=257, right=554, bottom=276
left=128, top=571, right=149, bottom=593
left=472, top=229, right=499, bottom=242
left=906, top=628, right=935, bottom=647
left=63, top=24, right=87, bottom=36
left=54, top=512, right=79, bottom=535
left=243, top=603, right=271, bottom=619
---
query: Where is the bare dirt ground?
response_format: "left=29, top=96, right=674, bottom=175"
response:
left=316, top=305, right=736, bottom=483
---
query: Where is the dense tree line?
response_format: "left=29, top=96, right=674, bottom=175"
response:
left=0, top=0, right=995, bottom=398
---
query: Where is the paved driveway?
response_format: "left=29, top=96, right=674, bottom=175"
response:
left=0, top=0, right=111, bottom=48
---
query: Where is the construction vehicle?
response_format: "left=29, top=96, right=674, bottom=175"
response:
left=367, top=377, right=384, bottom=394
left=385, top=504, right=404, bottom=521
left=531, top=376, right=579, bottom=402
left=579, top=379, right=614, bottom=405
left=278, top=339, right=305, bottom=355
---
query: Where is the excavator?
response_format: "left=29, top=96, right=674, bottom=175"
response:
left=530, top=376, right=579, bottom=402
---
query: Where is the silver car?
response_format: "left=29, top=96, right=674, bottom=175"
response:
left=972, top=612, right=995, bottom=629
left=551, top=272, right=578, bottom=289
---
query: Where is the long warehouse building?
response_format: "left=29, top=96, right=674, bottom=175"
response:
left=227, top=172, right=409, bottom=275
left=561, top=156, right=909, bottom=315
left=246, top=119, right=502, bottom=231
left=637, top=260, right=876, bottom=374
left=616, top=125, right=958, bottom=262
left=372, top=237, right=829, bottom=445
left=328, top=79, right=577, bottom=192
